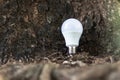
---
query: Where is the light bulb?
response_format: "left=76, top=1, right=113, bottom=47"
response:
left=61, top=18, right=83, bottom=55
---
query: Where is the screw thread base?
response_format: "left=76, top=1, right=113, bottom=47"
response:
left=68, top=46, right=76, bottom=54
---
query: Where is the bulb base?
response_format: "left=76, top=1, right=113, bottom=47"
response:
left=68, top=46, right=76, bottom=54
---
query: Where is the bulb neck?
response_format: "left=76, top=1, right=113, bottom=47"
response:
left=68, top=46, right=76, bottom=54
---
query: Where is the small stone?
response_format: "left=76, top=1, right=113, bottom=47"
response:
left=71, top=61, right=87, bottom=67
left=71, top=61, right=77, bottom=65
left=19, top=60, right=22, bottom=63
left=62, top=61, right=70, bottom=65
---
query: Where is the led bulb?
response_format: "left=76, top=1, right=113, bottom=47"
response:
left=61, top=18, right=83, bottom=55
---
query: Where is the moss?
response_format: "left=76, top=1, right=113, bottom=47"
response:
left=107, top=0, right=120, bottom=54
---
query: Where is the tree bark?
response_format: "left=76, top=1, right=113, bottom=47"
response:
left=0, top=0, right=117, bottom=63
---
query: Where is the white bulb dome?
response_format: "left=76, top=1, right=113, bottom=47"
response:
left=61, top=18, right=83, bottom=33
left=61, top=18, right=83, bottom=47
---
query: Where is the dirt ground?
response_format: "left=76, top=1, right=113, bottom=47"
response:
left=0, top=53, right=120, bottom=80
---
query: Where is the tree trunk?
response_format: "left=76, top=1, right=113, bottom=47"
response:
left=0, top=0, right=117, bottom=63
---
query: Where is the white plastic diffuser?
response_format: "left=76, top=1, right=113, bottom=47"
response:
left=61, top=18, right=83, bottom=55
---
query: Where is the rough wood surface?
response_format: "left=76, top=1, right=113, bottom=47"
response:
left=0, top=61, right=120, bottom=80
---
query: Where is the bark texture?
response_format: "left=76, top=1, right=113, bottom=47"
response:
left=0, top=0, right=108, bottom=64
